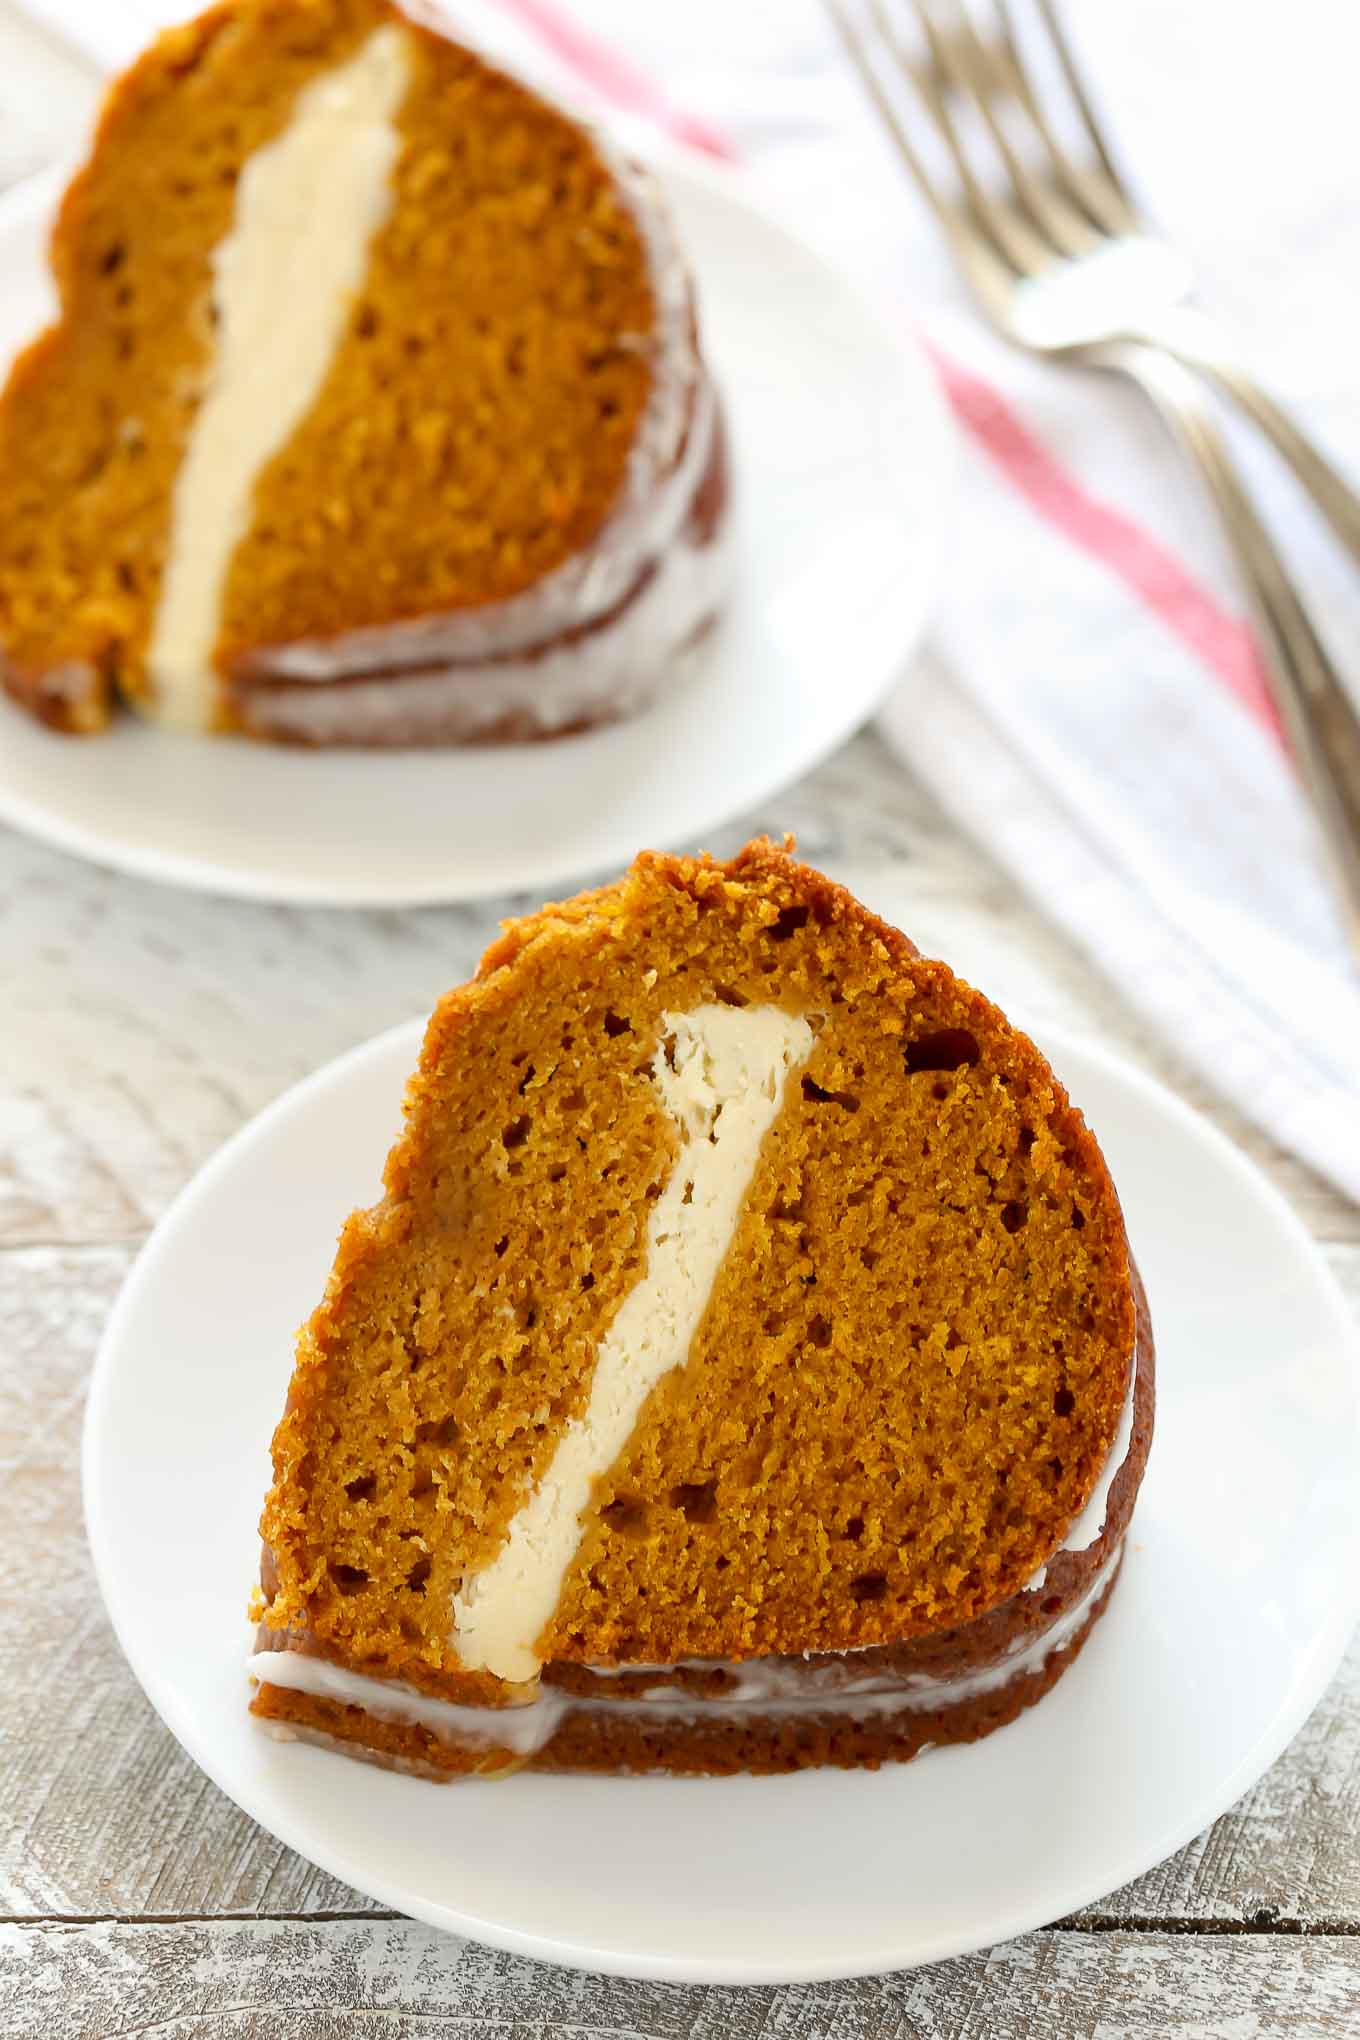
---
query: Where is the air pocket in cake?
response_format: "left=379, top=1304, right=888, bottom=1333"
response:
left=249, top=839, right=1153, bottom=1778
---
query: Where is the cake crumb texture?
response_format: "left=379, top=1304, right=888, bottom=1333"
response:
left=258, top=839, right=1136, bottom=1693
left=0, top=0, right=655, bottom=728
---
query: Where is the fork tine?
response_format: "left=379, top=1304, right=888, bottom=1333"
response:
left=831, top=0, right=1031, bottom=310
left=825, top=0, right=948, bottom=215
left=1030, top=0, right=1125, bottom=192
left=825, top=0, right=1010, bottom=282
left=993, top=0, right=1137, bottom=235
left=893, top=0, right=1050, bottom=274
left=918, top=0, right=1097, bottom=258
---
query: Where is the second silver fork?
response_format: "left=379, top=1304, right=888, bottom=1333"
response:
left=830, top=0, right=1360, bottom=960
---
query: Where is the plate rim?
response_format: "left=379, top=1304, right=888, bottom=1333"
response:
left=82, top=1016, right=1360, bottom=1983
left=0, top=149, right=957, bottom=909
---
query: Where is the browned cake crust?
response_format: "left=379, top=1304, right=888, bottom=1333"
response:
left=253, top=1272, right=1150, bottom=1776
left=252, top=1559, right=1121, bottom=1776
left=249, top=839, right=1153, bottom=1776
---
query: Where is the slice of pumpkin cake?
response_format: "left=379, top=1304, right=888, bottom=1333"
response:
left=249, top=840, right=1153, bottom=1776
left=0, top=0, right=725, bottom=744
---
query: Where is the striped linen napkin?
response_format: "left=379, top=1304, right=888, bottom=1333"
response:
left=14, top=0, right=1360, bottom=1201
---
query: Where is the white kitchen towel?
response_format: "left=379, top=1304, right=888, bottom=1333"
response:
left=16, top=0, right=1360, bottom=1200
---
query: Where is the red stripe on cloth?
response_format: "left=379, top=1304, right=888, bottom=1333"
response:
left=491, top=0, right=1281, bottom=743
left=489, top=0, right=734, bottom=160
left=926, top=347, right=1280, bottom=732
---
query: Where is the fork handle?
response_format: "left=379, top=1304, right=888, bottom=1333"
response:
left=1094, top=339, right=1360, bottom=960
left=1132, top=305, right=1360, bottom=565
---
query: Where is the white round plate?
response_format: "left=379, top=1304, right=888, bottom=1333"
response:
left=84, top=1018, right=1360, bottom=1983
left=0, top=157, right=952, bottom=907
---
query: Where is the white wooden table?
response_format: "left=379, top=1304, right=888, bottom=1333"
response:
left=2, top=14, right=1358, bottom=2035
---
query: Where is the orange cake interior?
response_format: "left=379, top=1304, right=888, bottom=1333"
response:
left=255, top=839, right=1138, bottom=1734
left=0, top=0, right=663, bottom=735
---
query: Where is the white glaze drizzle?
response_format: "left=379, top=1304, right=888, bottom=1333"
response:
left=1057, top=1361, right=1137, bottom=1554
left=238, top=443, right=728, bottom=743
left=247, top=1541, right=1123, bottom=1759
left=248, top=1648, right=566, bottom=1755
left=238, top=145, right=709, bottom=694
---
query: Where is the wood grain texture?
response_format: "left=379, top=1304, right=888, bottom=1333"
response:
left=4, top=1920, right=1360, bottom=2040
left=4, top=731, right=1355, bottom=1252
left=0, top=13, right=1357, bottom=2026
left=0, top=1243, right=355, bottom=1921
left=2, top=859, right=1357, bottom=1944
left=2, top=740, right=1358, bottom=1978
left=8, top=1355, right=1357, bottom=1929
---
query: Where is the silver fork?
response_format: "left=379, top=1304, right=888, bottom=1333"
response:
left=828, top=0, right=1360, bottom=960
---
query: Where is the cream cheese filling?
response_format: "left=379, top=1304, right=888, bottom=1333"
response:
left=145, top=25, right=411, bottom=730
left=449, top=1003, right=816, bottom=1683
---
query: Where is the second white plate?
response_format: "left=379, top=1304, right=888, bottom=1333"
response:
left=0, top=152, right=953, bottom=905
left=84, top=1020, right=1360, bottom=1983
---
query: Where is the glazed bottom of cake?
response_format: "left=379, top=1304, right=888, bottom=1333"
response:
left=249, top=1544, right=1123, bottom=1780
left=225, top=387, right=731, bottom=748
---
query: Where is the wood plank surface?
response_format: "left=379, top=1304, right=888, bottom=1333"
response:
left=4, top=1920, right=1360, bottom=2039
left=5, top=732, right=1354, bottom=1254
left=3, top=677, right=1358, bottom=2033
left=5, top=1234, right=1357, bottom=1937
left=1, top=10, right=1357, bottom=2034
